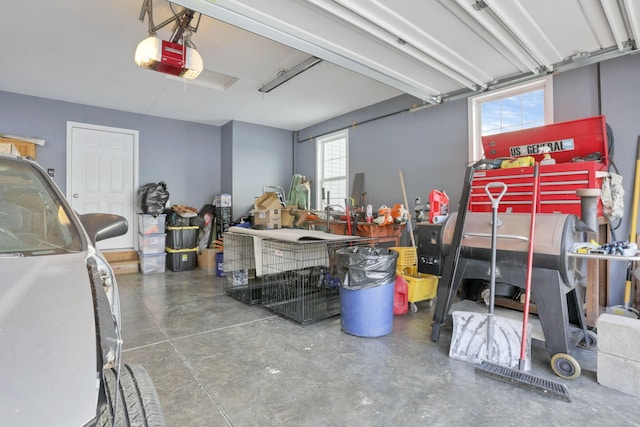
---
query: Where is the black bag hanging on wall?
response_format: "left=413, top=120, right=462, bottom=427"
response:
left=137, top=182, right=170, bottom=216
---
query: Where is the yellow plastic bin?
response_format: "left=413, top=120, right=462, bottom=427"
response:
left=389, top=247, right=417, bottom=268
left=401, top=273, right=438, bottom=313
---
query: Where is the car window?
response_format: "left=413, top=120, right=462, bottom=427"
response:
left=0, top=157, right=82, bottom=255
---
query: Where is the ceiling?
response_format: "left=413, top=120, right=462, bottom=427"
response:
left=1, top=1, right=638, bottom=131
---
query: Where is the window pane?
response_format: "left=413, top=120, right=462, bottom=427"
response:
left=317, top=130, right=348, bottom=210
left=522, top=90, right=544, bottom=127
left=323, top=179, right=346, bottom=208
left=500, top=95, right=522, bottom=131
left=481, top=88, right=544, bottom=136
left=470, top=77, right=551, bottom=162
left=323, top=139, right=346, bottom=178
left=324, top=158, right=345, bottom=178
left=481, top=102, right=501, bottom=135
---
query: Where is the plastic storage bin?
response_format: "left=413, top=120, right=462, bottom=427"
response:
left=166, top=226, right=199, bottom=250
left=403, top=273, right=438, bottom=312
left=389, top=247, right=417, bottom=267
left=137, top=233, right=166, bottom=254
left=138, top=252, right=166, bottom=275
left=166, top=247, right=197, bottom=272
left=138, top=214, right=166, bottom=235
left=215, top=252, right=225, bottom=277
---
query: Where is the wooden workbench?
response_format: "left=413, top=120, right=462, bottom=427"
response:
left=307, top=220, right=402, bottom=247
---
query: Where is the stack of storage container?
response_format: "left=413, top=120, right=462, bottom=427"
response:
left=138, top=214, right=167, bottom=275
left=166, top=224, right=199, bottom=272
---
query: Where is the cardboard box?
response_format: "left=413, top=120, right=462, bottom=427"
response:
left=0, top=142, right=21, bottom=156
left=254, top=192, right=282, bottom=210
left=197, top=248, right=218, bottom=275
left=252, top=208, right=281, bottom=229
left=294, top=210, right=310, bottom=227
left=281, top=206, right=297, bottom=228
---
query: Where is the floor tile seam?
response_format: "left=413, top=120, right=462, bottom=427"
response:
left=169, top=315, right=279, bottom=343
left=120, top=294, right=176, bottom=352
left=168, top=333, right=235, bottom=426
left=128, top=294, right=235, bottom=425
left=122, top=339, right=171, bottom=353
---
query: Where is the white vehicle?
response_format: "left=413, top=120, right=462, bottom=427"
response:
left=0, top=153, right=165, bottom=426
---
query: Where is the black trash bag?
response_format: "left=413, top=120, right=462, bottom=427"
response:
left=137, top=182, right=169, bottom=216
left=336, top=246, right=398, bottom=290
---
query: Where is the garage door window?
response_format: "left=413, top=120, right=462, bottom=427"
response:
left=316, top=130, right=348, bottom=210
left=468, top=76, right=553, bottom=162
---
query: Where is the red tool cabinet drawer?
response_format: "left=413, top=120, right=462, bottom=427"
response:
left=470, top=161, right=607, bottom=215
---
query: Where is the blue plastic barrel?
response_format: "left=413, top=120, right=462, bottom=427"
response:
left=215, top=252, right=225, bottom=277
left=340, top=281, right=394, bottom=337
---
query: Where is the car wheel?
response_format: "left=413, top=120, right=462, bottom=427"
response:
left=97, top=364, right=166, bottom=427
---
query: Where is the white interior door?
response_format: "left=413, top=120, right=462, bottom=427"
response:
left=66, top=122, right=139, bottom=250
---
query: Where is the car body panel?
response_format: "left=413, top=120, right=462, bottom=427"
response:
left=0, top=153, right=132, bottom=426
left=0, top=252, right=98, bottom=426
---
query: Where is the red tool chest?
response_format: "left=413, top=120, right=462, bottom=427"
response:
left=470, top=116, right=609, bottom=215
left=470, top=161, right=608, bottom=214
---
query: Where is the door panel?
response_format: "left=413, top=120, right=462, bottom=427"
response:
left=67, top=123, right=138, bottom=250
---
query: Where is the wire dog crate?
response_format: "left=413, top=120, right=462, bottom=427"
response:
left=260, top=238, right=376, bottom=324
left=222, top=231, right=266, bottom=304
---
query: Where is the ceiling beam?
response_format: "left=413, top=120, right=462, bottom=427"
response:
left=172, top=0, right=440, bottom=103
left=483, top=0, right=563, bottom=70
left=622, top=0, right=640, bottom=48
left=454, top=0, right=544, bottom=73
left=601, top=0, right=632, bottom=50
left=326, top=0, right=488, bottom=88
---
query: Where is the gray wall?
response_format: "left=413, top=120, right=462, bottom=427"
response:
left=225, top=121, right=293, bottom=219
left=296, top=53, right=640, bottom=305
left=221, top=121, right=233, bottom=196
left=296, top=93, right=468, bottom=237
left=0, top=90, right=221, bottom=209
left=0, top=91, right=297, bottom=222
left=553, top=64, right=600, bottom=121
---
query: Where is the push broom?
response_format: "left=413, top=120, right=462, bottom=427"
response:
left=476, top=163, right=571, bottom=402
left=607, top=136, right=640, bottom=318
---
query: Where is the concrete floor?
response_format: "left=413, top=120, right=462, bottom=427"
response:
left=117, top=269, right=640, bottom=426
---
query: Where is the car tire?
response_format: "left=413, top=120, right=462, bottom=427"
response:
left=97, top=364, right=166, bottom=427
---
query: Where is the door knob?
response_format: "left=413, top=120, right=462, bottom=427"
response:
left=73, top=193, right=79, bottom=198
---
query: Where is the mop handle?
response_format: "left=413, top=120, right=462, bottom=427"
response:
left=484, top=182, right=507, bottom=317
left=520, top=163, right=539, bottom=365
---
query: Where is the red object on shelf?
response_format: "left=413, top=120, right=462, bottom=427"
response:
left=472, top=116, right=609, bottom=216
left=428, top=190, right=449, bottom=223
left=481, top=115, right=608, bottom=165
